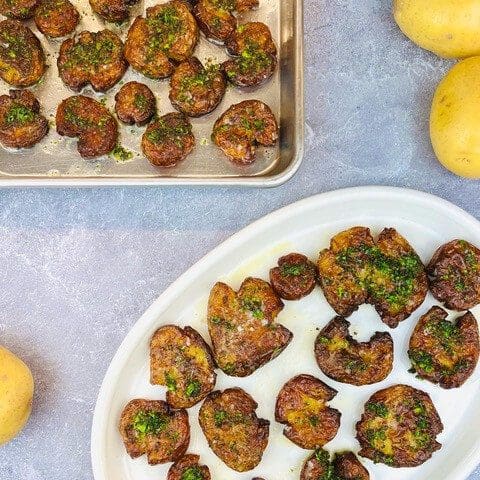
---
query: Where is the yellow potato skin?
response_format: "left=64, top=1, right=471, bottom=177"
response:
left=394, top=0, right=480, bottom=58
left=0, top=345, right=34, bottom=445
left=430, top=56, right=480, bottom=179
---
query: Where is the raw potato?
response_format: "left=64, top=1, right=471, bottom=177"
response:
left=430, top=56, right=480, bottom=179
left=0, top=345, right=34, bottom=445
left=393, top=0, right=480, bottom=58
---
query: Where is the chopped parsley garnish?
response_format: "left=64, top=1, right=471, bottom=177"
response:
left=213, top=410, right=227, bottom=427
left=132, top=410, right=167, bottom=436
left=180, top=466, right=204, bottom=480
left=185, top=380, right=201, bottom=398
left=281, top=264, right=305, bottom=276
left=111, top=145, right=133, bottom=162
left=165, top=372, right=177, bottom=392
left=409, top=349, right=434, bottom=373
left=366, top=401, right=388, bottom=418
left=5, top=104, right=35, bottom=125
left=241, top=297, right=264, bottom=319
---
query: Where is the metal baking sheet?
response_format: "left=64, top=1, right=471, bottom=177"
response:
left=0, top=0, right=303, bottom=186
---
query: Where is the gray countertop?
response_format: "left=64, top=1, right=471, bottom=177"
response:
left=0, top=1, right=479, bottom=479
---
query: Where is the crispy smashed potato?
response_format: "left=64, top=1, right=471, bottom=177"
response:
left=34, top=0, right=79, bottom=38
left=167, top=454, right=211, bottom=480
left=301, top=449, right=369, bottom=480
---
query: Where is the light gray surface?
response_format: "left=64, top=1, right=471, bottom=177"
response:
left=0, top=1, right=479, bottom=479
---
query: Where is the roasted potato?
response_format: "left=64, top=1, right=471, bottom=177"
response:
left=207, top=277, right=292, bottom=377
left=315, top=316, right=393, bottom=385
left=427, top=239, right=480, bottom=310
left=301, top=449, right=369, bottom=480
left=318, top=227, right=427, bottom=328
left=150, top=325, right=217, bottom=408
left=198, top=387, right=269, bottom=472
left=223, top=22, right=277, bottom=88
left=167, top=454, right=211, bottom=480
left=212, top=100, right=278, bottom=164
left=408, top=306, right=479, bottom=389
left=115, top=81, right=156, bottom=126
left=56, top=95, right=118, bottom=158
left=193, top=0, right=258, bottom=44
left=89, top=0, right=139, bottom=23
left=269, top=253, right=317, bottom=300
left=275, top=374, right=341, bottom=450
left=0, top=89, right=48, bottom=149
left=0, top=20, right=46, bottom=87
left=356, top=384, right=443, bottom=467
left=169, top=57, right=226, bottom=117
left=119, top=399, right=190, bottom=465
left=142, top=112, right=195, bottom=167
left=125, top=0, right=198, bottom=79
left=0, top=0, right=37, bottom=19
left=34, top=0, right=79, bottom=38
left=58, top=30, right=127, bottom=93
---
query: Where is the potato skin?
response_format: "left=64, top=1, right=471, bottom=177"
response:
left=167, top=454, right=211, bottom=480
left=318, top=227, right=427, bottom=328
left=58, top=30, right=127, bottom=93
left=269, top=253, right=317, bottom=300
left=356, top=384, right=443, bottom=468
left=207, top=277, right=292, bottom=377
left=125, top=1, right=198, bottom=79
left=223, top=22, right=277, bottom=88
left=142, top=112, right=195, bottom=167
left=300, top=449, right=369, bottom=480
left=0, top=0, right=37, bottom=19
left=275, top=374, right=341, bottom=450
left=315, top=316, right=393, bottom=386
left=34, top=0, right=79, bottom=38
left=394, top=0, right=480, bottom=59
left=0, top=20, right=46, bottom=87
left=150, top=325, right=217, bottom=408
left=119, top=399, right=190, bottom=465
left=430, top=57, right=480, bottom=178
left=212, top=100, right=278, bottom=164
left=198, top=388, right=269, bottom=472
left=427, top=239, right=480, bottom=310
left=56, top=95, right=118, bottom=158
left=89, top=0, right=139, bottom=23
left=115, top=81, right=156, bottom=126
left=409, top=306, right=479, bottom=389
left=169, top=57, right=226, bottom=117
left=0, top=89, right=48, bottom=149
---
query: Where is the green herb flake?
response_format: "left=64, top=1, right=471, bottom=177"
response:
left=366, top=401, right=389, bottom=418
left=185, top=380, right=201, bottom=398
left=132, top=410, right=167, bottom=436
left=5, top=104, right=35, bottom=125
left=165, top=372, right=177, bottom=392
left=180, top=466, right=204, bottom=480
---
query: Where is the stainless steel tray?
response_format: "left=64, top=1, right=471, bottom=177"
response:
left=0, top=0, right=303, bottom=187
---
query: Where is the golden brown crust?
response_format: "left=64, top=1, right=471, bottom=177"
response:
left=0, top=0, right=37, bottom=19
left=125, top=1, right=198, bottom=79
left=119, top=399, right=190, bottom=465
left=56, top=95, right=118, bottom=158
left=169, top=57, right=226, bottom=117
left=408, top=306, right=480, bottom=389
left=207, top=277, right=292, bottom=377
left=34, top=0, right=79, bottom=38
left=141, top=112, right=195, bottom=167
left=300, top=449, right=369, bottom=480
left=0, top=20, right=46, bottom=87
left=0, top=89, right=48, bottom=148
left=212, top=100, right=278, bottom=164
left=58, top=30, right=127, bottom=93
left=356, top=384, right=443, bottom=468
left=193, top=0, right=257, bottom=43
left=269, top=253, right=318, bottom=300
left=198, top=388, right=269, bottom=472
left=427, top=239, right=480, bottom=311
left=223, top=22, right=277, bottom=88
left=115, top=81, right=156, bottom=126
left=167, top=454, right=211, bottom=480
left=314, top=316, right=394, bottom=385
left=274, top=374, right=341, bottom=450
left=318, top=227, right=428, bottom=328
left=150, top=325, right=217, bottom=408
left=89, top=0, right=139, bottom=23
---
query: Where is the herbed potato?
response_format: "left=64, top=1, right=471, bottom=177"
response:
left=34, top=0, right=79, bottom=38
left=119, top=398, right=190, bottom=465
left=356, top=384, right=443, bottom=467
left=0, top=0, right=37, bottom=19
left=207, top=277, right=292, bottom=377
left=315, top=316, right=394, bottom=385
left=150, top=325, right=217, bottom=408
left=317, top=227, right=427, bottom=328
left=198, top=387, right=269, bottom=472
left=167, top=454, right=211, bottom=480
left=89, top=0, right=139, bottom=23
left=275, top=374, right=341, bottom=450
left=427, top=239, right=480, bottom=310
left=408, top=306, right=479, bottom=389
left=115, top=81, right=156, bottom=126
